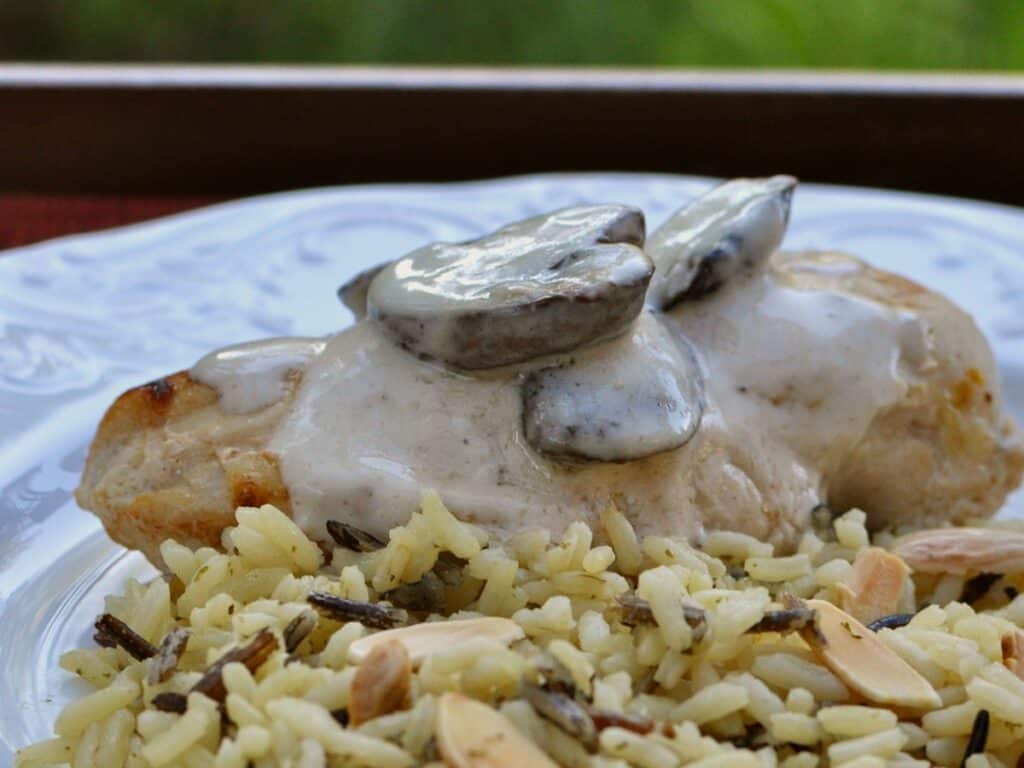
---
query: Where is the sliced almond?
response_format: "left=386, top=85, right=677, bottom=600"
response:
left=891, top=528, right=1024, bottom=575
left=436, top=692, right=558, bottom=768
left=838, top=547, right=911, bottom=625
left=804, top=599, right=941, bottom=710
left=347, top=616, right=524, bottom=665
left=349, top=639, right=411, bottom=725
left=1002, top=631, right=1024, bottom=682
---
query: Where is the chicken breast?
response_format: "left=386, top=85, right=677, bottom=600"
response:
left=76, top=246, right=1024, bottom=568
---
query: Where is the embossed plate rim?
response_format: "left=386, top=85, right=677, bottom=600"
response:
left=1, top=172, right=1023, bottom=762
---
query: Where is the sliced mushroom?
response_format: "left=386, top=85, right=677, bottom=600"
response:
left=647, top=175, right=797, bottom=308
left=522, top=311, right=702, bottom=461
left=337, top=262, right=389, bottom=320
left=367, top=204, right=651, bottom=369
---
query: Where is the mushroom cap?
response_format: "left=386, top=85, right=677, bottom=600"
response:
left=367, top=204, right=652, bottom=369
left=337, top=262, right=389, bottom=320
left=648, top=175, right=797, bottom=308
left=523, top=310, right=703, bottom=462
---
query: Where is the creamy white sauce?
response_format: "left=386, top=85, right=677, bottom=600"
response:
left=194, top=252, right=934, bottom=546
left=672, top=253, right=928, bottom=496
left=191, top=338, right=326, bottom=414
left=267, top=323, right=570, bottom=537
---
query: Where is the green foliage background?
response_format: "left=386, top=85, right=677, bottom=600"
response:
left=2, top=0, right=1023, bottom=69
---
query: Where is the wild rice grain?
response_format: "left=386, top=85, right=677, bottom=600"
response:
left=307, top=592, right=409, bottom=629
left=522, top=682, right=598, bottom=749
left=866, top=613, right=915, bottom=632
left=586, top=707, right=654, bottom=735
left=93, top=614, right=157, bottom=661
left=960, top=709, right=989, bottom=767
left=960, top=573, right=1001, bottom=605
left=748, top=604, right=818, bottom=637
left=150, top=692, right=188, bottom=714
left=282, top=610, right=318, bottom=653
left=326, top=520, right=385, bottom=552
left=27, top=498, right=1024, bottom=768
left=148, top=627, right=190, bottom=684
left=191, top=629, right=279, bottom=703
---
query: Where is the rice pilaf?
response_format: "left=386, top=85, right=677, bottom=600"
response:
left=16, top=491, right=1024, bottom=768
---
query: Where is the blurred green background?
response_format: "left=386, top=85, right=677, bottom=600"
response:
left=3, top=0, right=1024, bottom=69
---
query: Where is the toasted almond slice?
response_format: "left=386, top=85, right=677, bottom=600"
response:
left=437, top=692, right=558, bottom=768
left=891, top=528, right=1024, bottom=575
left=347, top=616, right=524, bottom=665
left=1002, top=631, right=1024, bottom=682
left=838, top=547, right=911, bottom=625
left=349, top=639, right=411, bottom=725
left=804, top=600, right=941, bottom=710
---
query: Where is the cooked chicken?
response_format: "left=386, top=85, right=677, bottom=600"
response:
left=75, top=180, right=1024, bottom=568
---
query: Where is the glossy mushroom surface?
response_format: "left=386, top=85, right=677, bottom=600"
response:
left=522, top=311, right=703, bottom=461
left=337, top=262, right=389, bottom=320
left=647, top=175, right=796, bottom=308
left=367, top=204, right=651, bottom=369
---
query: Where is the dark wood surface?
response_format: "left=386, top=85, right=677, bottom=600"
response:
left=2, top=66, right=1023, bottom=248
left=0, top=194, right=222, bottom=249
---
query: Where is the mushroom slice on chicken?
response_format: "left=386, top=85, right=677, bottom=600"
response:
left=367, top=204, right=651, bottom=369
left=647, top=175, right=796, bottom=308
left=338, top=262, right=389, bottom=320
left=523, top=311, right=703, bottom=462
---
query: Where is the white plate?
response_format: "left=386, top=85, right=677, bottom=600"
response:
left=2, top=173, right=1023, bottom=762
